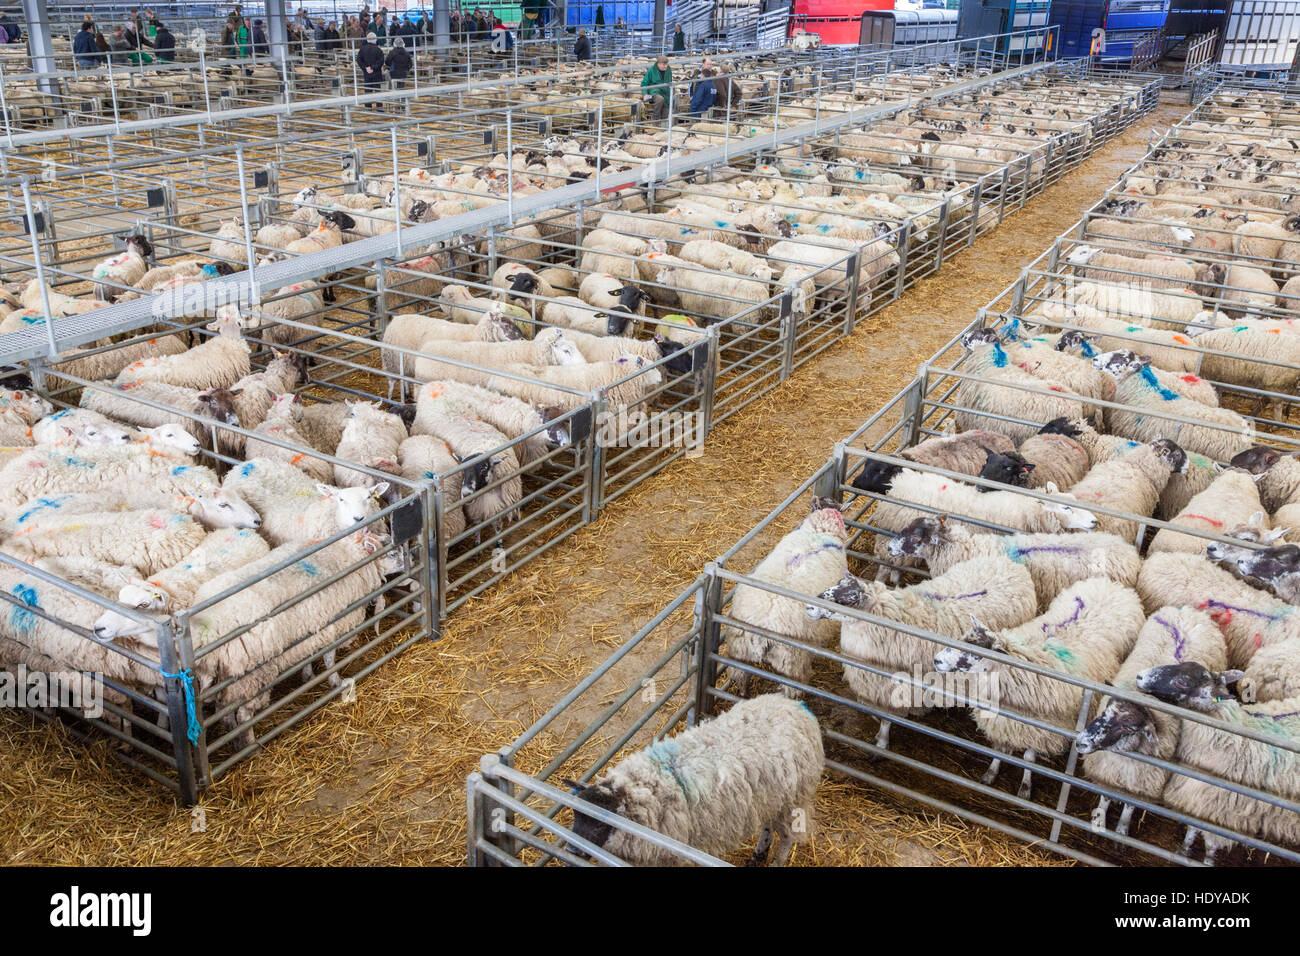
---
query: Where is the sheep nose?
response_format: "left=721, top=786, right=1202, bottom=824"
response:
left=252, top=518, right=262, bottom=527
left=93, top=625, right=108, bottom=638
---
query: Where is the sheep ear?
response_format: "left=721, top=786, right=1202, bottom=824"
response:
left=1249, top=510, right=1266, bottom=527
left=1044, top=481, right=1060, bottom=495
left=1266, top=527, right=1291, bottom=543
left=370, top=481, right=391, bottom=499
left=315, top=483, right=336, bottom=498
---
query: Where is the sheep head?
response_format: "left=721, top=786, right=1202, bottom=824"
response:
left=93, top=583, right=171, bottom=644
left=315, top=481, right=390, bottom=529
left=1075, top=699, right=1159, bottom=755
left=189, top=485, right=261, bottom=530
left=806, top=573, right=872, bottom=622
left=978, top=450, right=1034, bottom=491
left=933, top=617, right=1005, bottom=673
left=138, top=423, right=201, bottom=456
left=1136, top=661, right=1244, bottom=713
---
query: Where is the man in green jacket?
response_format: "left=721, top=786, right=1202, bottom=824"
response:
left=641, top=55, right=672, bottom=121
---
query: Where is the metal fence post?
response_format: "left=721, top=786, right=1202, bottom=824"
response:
left=779, top=289, right=795, bottom=381
left=842, top=251, right=861, bottom=335
left=588, top=391, right=608, bottom=516
left=691, top=565, right=724, bottom=727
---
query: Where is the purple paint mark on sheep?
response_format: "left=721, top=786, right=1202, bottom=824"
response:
left=1153, top=615, right=1186, bottom=661
left=1042, top=596, right=1085, bottom=633
left=922, top=589, right=989, bottom=602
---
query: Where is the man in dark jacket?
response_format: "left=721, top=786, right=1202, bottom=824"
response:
left=357, top=32, right=385, bottom=107
left=153, top=21, right=176, bottom=61
left=251, top=19, right=268, bottom=55
left=74, top=20, right=101, bottom=68
left=573, top=28, right=591, bottom=61
left=672, top=23, right=685, bottom=52
left=0, top=12, right=20, bottom=42
left=324, top=21, right=342, bottom=50
left=386, top=36, right=411, bottom=85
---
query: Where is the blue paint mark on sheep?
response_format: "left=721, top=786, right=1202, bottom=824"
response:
left=240, top=462, right=257, bottom=477
left=991, top=343, right=1008, bottom=368
left=297, top=561, right=319, bottom=576
left=646, top=739, right=700, bottom=803
left=1076, top=338, right=1097, bottom=358
left=17, top=495, right=70, bottom=524
left=10, top=584, right=39, bottom=637
left=63, top=456, right=95, bottom=469
left=172, top=465, right=190, bottom=476
left=1138, top=365, right=1180, bottom=401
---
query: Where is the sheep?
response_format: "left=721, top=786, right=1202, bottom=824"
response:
left=113, top=335, right=250, bottom=392
left=850, top=429, right=1016, bottom=495
left=481, top=356, right=660, bottom=413
left=91, top=235, right=152, bottom=301
left=566, top=693, right=823, bottom=866
left=578, top=229, right=651, bottom=282
left=1, top=508, right=208, bottom=576
left=332, top=401, right=408, bottom=489
left=677, top=239, right=774, bottom=282
left=1093, top=351, right=1254, bottom=461
left=999, top=333, right=1114, bottom=422
left=577, top=274, right=653, bottom=326
left=222, top=458, right=389, bottom=547
left=413, top=406, right=521, bottom=542
left=1002, top=414, right=1085, bottom=484
left=209, top=218, right=249, bottom=265
left=226, top=351, right=307, bottom=434
left=721, top=500, right=849, bottom=698
left=490, top=262, right=557, bottom=306
left=46, top=333, right=191, bottom=390
left=1064, top=280, right=1206, bottom=333
left=1137, top=551, right=1300, bottom=668
left=1232, top=214, right=1300, bottom=270
left=1198, top=261, right=1280, bottom=314
left=2, top=474, right=261, bottom=531
left=953, top=330, right=1085, bottom=444
left=244, top=407, right=334, bottom=483
left=0, top=391, right=53, bottom=437
left=539, top=295, right=630, bottom=337
left=90, top=527, right=273, bottom=637
left=651, top=256, right=775, bottom=322
left=866, top=468, right=1100, bottom=564
left=1065, top=245, right=1201, bottom=291
left=1135, top=664, right=1300, bottom=864
left=1085, top=217, right=1196, bottom=254
left=1065, top=438, right=1189, bottom=543
left=412, top=380, right=554, bottom=466
left=1040, top=309, right=1202, bottom=374
left=286, top=400, right=352, bottom=455
left=82, top=381, right=241, bottom=448
left=397, top=434, right=465, bottom=541
left=886, top=515, right=1142, bottom=613
left=537, top=266, right=579, bottom=296
left=253, top=219, right=308, bottom=251
left=0, top=445, right=222, bottom=511
left=185, top=529, right=387, bottom=747
left=1149, top=468, right=1268, bottom=555
left=283, top=210, right=355, bottom=257
left=410, top=327, right=584, bottom=386
left=934, top=578, right=1146, bottom=799
left=1075, top=607, right=1230, bottom=836
left=210, top=281, right=325, bottom=348
left=1254, top=449, right=1300, bottom=512
left=440, top=283, right=518, bottom=326
left=30, top=408, right=132, bottom=448
left=808, top=554, right=1037, bottom=752
left=1185, top=319, right=1300, bottom=416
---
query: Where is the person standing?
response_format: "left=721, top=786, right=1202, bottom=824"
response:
left=386, top=35, right=411, bottom=86
left=251, top=19, right=268, bottom=55
left=688, top=63, right=716, bottom=116
left=573, top=27, right=591, bottom=61
left=672, top=22, right=685, bottom=53
left=152, top=20, right=176, bottom=61
left=74, top=20, right=101, bottom=68
left=357, top=32, right=385, bottom=106
left=713, top=60, right=743, bottom=114
left=640, top=54, right=672, bottom=122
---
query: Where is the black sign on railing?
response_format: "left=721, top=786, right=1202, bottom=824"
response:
left=146, top=187, right=166, bottom=208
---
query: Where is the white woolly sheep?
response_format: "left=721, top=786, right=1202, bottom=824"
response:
left=413, top=405, right=521, bottom=541
left=722, top=501, right=849, bottom=698
left=0, top=445, right=221, bottom=511
left=1065, top=438, right=1189, bottom=542
left=397, top=434, right=465, bottom=541
left=1076, top=607, right=1229, bottom=836
left=1136, top=665, right=1300, bottom=864
left=1149, top=468, right=1268, bottom=555
left=222, top=457, right=389, bottom=546
left=484, top=356, right=660, bottom=412
left=566, top=694, right=824, bottom=866
left=808, top=553, right=1037, bottom=752
left=934, top=577, right=1146, bottom=799
left=410, top=327, right=584, bottom=386
left=412, top=380, right=553, bottom=466
left=886, top=515, right=1142, bottom=613
left=1093, top=351, right=1254, bottom=462
left=1, top=508, right=208, bottom=576
left=1137, top=551, right=1300, bottom=668
left=953, top=331, right=1085, bottom=444
left=91, top=527, right=273, bottom=638
left=47, top=333, right=191, bottom=390
left=91, top=235, right=152, bottom=301
left=113, top=335, right=251, bottom=392
left=244, top=408, right=334, bottom=483
left=334, top=401, right=408, bottom=489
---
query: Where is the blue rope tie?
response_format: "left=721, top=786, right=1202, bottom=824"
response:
left=161, top=668, right=201, bottom=745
